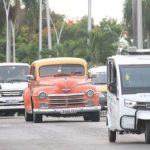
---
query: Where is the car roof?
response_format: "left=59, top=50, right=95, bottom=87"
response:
left=31, top=57, right=87, bottom=67
left=108, top=54, right=150, bottom=66
left=0, top=63, right=30, bottom=67
left=89, top=66, right=107, bottom=74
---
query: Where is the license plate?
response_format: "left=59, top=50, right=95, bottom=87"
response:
left=6, top=100, right=19, bottom=104
left=60, top=109, right=77, bottom=114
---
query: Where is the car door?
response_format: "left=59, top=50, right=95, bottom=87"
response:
left=107, top=60, right=119, bottom=129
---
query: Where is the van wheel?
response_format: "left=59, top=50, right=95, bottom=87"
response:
left=108, top=129, right=116, bottom=142
left=33, top=113, right=42, bottom=123
left=90, top=111, right=100, bottom=122
left=145, top=121, right=150, bottom=144
left=25, top=111, right=33, bottom=121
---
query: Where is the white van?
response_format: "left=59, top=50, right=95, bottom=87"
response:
left=0, top=63, right=29, bottom=115
left=107, top=48, right=150, bottom=144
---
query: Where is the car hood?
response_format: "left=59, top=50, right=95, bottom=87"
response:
left=123, top=93, right=150, bottom=102
left=0, top=82, right=28, bottom=91
left=39, top=77, right=91, bottom=86
left=34, top=77, right=94, bottom=94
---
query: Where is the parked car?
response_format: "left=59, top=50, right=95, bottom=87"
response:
left=89, top=66, right=107, bottom=111
left=0, top=63, right=30, bottom=116
left=23, top=57, right=100, bottom=123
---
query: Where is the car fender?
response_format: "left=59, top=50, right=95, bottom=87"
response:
left=23, top=87, right=32, bottom=112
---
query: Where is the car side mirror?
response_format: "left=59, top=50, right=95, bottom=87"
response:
left=27, top=75, right=35, bottom=80
left=108, top=82, right=117, bottom=94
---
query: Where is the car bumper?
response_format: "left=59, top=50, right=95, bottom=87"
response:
left=33, top=106, right=101, bottom=115
left=0, top=105, right=24, bottom=110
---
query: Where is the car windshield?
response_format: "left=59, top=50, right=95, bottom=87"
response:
left=39, top=64, right=85, bottom=77
left=92, top=72, right=107, bottom=84
left=0, top=66, right=29, bottom=83
left=120, top=64, right=150, bottom=94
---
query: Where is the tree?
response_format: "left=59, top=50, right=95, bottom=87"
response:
left=123, top=0, right=150, bottom=48
left=89, top=18, right=122, bottom=65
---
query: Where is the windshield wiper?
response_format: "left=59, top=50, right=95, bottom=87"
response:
left=53, top=73, right=72, bottom=77
left=0, top=80, right=5, bottom=83
left=7, top=79, right=28, bottom=83
left=71, top=72, right=82, bottom=75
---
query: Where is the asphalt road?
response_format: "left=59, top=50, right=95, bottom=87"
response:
left=0, top=115, right=149, bottom=150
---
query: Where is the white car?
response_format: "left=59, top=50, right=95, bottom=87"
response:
left=0, top=63, right=29, bottom=115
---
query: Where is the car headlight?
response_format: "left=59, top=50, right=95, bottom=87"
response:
left=86, top=90, right=95, bottom=97
left=124, top=99, right=137, bottom=108
left=39, top=92, right=47, bottom=100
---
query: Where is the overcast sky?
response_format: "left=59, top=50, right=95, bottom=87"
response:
left=48, top=0, right=125, bottom=24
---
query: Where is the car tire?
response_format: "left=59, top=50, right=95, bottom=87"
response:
left=145, top=121, right=150, bottom=144
left=83, top=115, right=90, bottom=121
left=108, top=129, right=116, bottom=142
left=25, top=111, right=33, bottom=121
left=33, top=113, right=42, bottom=123
left=90, top=111, right=100, bottom=122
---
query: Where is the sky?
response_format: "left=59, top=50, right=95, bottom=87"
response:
left=48, top=0, right=125, bottom=24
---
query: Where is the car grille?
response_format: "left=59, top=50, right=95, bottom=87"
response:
left=47, top=93, right=86, bottom=108
left=134, top=102, right=150, bottom=110
left=0, top=90, right=23, bottom=97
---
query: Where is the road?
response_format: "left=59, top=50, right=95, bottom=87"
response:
left=0, top=115, right=149, bottom=150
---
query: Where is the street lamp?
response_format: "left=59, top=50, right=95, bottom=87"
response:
left=49, top=15, right=66, bottom=56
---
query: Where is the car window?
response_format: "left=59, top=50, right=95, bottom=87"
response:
left=0, top=66, right=29, bottom=82
left=92, top=72, right=107, bottom=84
left=39, top=64, right=85, bottom=77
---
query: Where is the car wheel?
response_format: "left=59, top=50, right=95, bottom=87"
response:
left=25, top=111, right=33, bottom=122
left=90, top=111, right=100, bottom=122
left=108, top=129, right=116, bottom=142
left=83, top=115, right=90, bottom=121
left=145, top=121, right=150, bottom=144
left=33, top=113, right=42, bottom=123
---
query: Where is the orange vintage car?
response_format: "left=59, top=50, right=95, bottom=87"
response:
left=23, top=57, right=100, bottom=123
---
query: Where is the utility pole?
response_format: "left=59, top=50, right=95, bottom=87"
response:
left=88, top=0, right=92, bottom=32
left=137, top=0, right=143, bottom=48
left=3, top=0, right=11, bottom=62
left=39, top=0, right=42, bottom=59
left=46, top=0, right=52, bottom=50
left=87, top=0, right=92, bottom=46
left=132, top=0, right=137, bottom=46
left=132, top=0, right=143, bottom=48
left=11, top=21, right=16, bottom=62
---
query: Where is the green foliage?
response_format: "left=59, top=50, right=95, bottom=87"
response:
left=88, top=18, right=122, bottom=65
left=0, top=1, right=123, bottom=65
